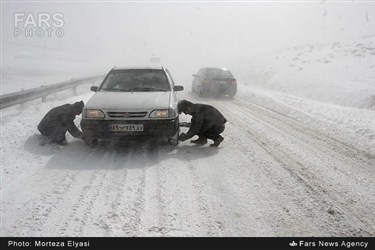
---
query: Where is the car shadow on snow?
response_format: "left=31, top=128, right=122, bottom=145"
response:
left=45, top=138, right=219, bottom=170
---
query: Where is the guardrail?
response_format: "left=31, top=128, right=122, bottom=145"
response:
left=0, top=75, right=105, bottom=109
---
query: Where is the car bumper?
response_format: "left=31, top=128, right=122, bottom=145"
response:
left=202, top=84, right=237, bottom=95
left=81, top=118, right=179, bottom=139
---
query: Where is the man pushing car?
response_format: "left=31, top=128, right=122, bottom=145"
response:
left=178, top=100, right=227, bottom=147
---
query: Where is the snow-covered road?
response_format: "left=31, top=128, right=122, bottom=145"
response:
left=1, top=87, right=374, bottom=237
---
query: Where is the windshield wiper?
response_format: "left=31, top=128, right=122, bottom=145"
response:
left=101, top=88, right=131, bottom=92
left=129, top=87, right=167, bottom=92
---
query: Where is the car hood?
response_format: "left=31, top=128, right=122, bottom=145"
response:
left=86, top=91, right=171, bottom=111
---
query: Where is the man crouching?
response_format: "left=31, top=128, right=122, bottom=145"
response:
left=37, top=101, right=86, bottom=145
left=178, top=100, right=227, bottom=147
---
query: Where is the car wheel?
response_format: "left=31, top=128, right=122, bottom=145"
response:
left=168, top=132, right=179, bottom=146
left=85, top=138, right=98, bottom=147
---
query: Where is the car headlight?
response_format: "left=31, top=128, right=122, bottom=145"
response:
left=83, top=109, right=105, bottom=119
left=149, top=109, right=176, bottom=118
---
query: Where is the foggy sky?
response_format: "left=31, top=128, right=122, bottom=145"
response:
left=2, top=0, right=374, bottom=84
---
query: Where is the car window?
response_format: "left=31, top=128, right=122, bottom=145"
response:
left=198, top=68, right=205, bottom=77
left=206, top=69, right=234, bottom=78
left=100, top=69, right=171, bottom=92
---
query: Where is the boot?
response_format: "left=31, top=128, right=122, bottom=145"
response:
left=210, top=135, right=224, bottom=147
left=190, top=136, right=208, bottom=145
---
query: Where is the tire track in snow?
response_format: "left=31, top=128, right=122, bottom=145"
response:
left=165, top=146, right=240, bottom=236
left=156, top=157, right=210, bottom=236
left=211, top=99, right=374, bottom=236
left=55, top=170, right=108, bottom=236
left=221, top=110, right=371, bottom=235
left=140, top=143, right=214, bottom=236
left=186, top=164, right=229, bottom=236
left=118, top=169, right=146, bottom=236
left=185, top=153, right=277, bottom=236
left=37, top=148, right=113, bottom=236
left=138, top=144, right=222, bottom=236
left=222, top=99, right=375, bottom=207
left=95, top=169, right=128, bottom=236
left=71, top=148, right=133, bottom=236
left=6, top=168, right=81, bottom=236
left=99, top=145, right=147, bottom=236
left=223, top=99, right=374, bottom=189
left=8, top=146, right=114, bottom=236
left=138, top=164, right=166, bottom=236
left=235, top=96, right=375, bottom=161
left=68, top=143, right=148, bottom=236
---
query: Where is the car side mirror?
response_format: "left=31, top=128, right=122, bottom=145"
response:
left=174, top=85, right=184, bottom=92
left=90, top=86, right=99, bottom=92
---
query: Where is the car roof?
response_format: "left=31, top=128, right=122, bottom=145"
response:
left=111, top=65, right=165, bottom=70
left=201, top=67, right=230, bottom=71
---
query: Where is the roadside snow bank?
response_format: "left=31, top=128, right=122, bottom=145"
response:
left=236, top=86, right=375, bottom=155
left=234, top=37, right=375, bottom=110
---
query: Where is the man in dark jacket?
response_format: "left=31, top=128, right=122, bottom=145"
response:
left=178, top=100, right=227, bottom=147
left=37, top=101, right=85, bottom=145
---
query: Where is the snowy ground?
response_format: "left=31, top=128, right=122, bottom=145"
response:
left=233, top=36, right=375, bottom=110
left=1, top=36, right=374, bottom=237
left=1, top=81, right=374, bottom=236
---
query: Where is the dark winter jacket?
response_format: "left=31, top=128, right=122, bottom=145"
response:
left=185, top=103, right=227, bottom=139
left=37, top=103, right=83, bottom=138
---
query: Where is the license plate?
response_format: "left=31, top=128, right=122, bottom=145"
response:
left=111, top=124, right=144, bottom=132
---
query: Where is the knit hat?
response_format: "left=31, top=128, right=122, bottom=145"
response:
left=177, top=100, right=193, bottom=114
left=72, top=101, right=84, bottom=113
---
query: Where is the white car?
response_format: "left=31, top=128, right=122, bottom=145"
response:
left=81, top=66, right=184, bottom=145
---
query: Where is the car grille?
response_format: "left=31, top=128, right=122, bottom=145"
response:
left=107, top=112, right=147, bottom=118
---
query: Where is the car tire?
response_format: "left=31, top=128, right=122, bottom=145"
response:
left=168, top=132, right=179, bottom=146
left=85, top=138, right=98, bottom=147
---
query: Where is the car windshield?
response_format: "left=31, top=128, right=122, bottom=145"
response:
left=100, top=69, right=171, bottom=92
left=206, top=69, right=234, bottom=78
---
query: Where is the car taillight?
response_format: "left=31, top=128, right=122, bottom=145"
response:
left=230, top=79, right=237, bottom=85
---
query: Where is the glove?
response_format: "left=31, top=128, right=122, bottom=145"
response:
left=179, top=133, right=189, bottom=142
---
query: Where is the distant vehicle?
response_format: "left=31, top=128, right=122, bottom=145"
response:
left=192, top=67, right=237, bottom=98
left=81, top=66, right=184, bottom=146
